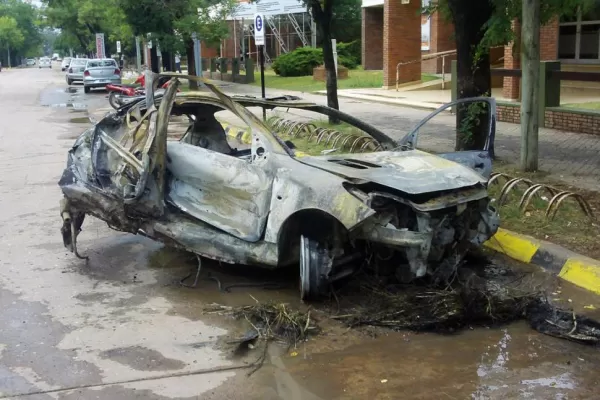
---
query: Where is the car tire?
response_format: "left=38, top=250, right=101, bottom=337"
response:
left=108, top=92, right=121, bottom=109
left=84, top=86, right=91, bottom=94
left=67, top=79, right=73, bottom=85
left=299, top=235, right=333, bottom=301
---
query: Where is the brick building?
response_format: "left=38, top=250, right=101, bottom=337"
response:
left=362, top=0, right=600, bottom=97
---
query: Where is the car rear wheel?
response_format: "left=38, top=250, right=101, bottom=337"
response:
left=299, top=235, right=333, bottom=301
left=84, top=86, right=91, bottom=94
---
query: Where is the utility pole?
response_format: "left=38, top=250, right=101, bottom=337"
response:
left=520, top=0, right=541, bottom=171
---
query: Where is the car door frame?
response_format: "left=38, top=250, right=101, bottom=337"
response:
left=397, top=97, right=497, bottom=178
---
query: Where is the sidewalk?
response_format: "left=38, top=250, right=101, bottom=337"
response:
left=217, top=82, right=600, bottom=192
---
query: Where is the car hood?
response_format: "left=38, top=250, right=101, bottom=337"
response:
left=297, top=150, right=487, bottom=195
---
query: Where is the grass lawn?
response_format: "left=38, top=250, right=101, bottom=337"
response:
left=490, top=163, right=600, bottom=260
left=562, top=102, right=600, bottom=111
left=250, top=69, right=439, bottom=92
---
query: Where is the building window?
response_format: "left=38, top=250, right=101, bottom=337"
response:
left=559, top=3, right=600, bottom=63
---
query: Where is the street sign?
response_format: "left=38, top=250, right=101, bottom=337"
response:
left=116, top=41, right=121, bottom=53
left=254, top=14, right=265, bottom=46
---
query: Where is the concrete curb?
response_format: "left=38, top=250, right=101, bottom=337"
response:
left=221, top=122, right=252, bottom=144
left=313, top=91, right=443, bottom=112
left=484, top=228, right=600, bottom=295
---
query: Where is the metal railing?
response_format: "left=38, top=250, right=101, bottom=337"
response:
left=395, top=49, right=505, bottom=91
left=395, top=49, right=456, bottom=91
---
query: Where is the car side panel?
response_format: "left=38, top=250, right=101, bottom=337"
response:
left=263, top=155, right=375, bottom=244
left=165, top=141, right=273, bottom=242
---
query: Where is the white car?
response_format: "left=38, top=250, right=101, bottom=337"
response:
left=39, top=58, right=52, bottom=69
left=61, top=57, right=72, bottom=71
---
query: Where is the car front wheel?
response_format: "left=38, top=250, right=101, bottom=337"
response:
left=67, top=79, right=72, bottom=85
left=299, top=235, right=333, bottom=301
left=84, top=86, right=91, bottom=94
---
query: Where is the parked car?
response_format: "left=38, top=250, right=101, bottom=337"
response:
left=39, top=57, right=52, bottom=68
left=61, top=57, right=72, bottom=71
left=65, top=58, right=88, bottom=85
left=58, top=73, right=500, bottom=300
left=26, top=58, right=36, bottom=66
left=82, top=58, right=121, bottom=93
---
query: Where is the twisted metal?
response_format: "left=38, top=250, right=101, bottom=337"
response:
left=489, top=172, right=595, bottom=221
left=266, top=116, right=383, bottom=153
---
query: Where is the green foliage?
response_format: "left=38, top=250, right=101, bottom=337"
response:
left=337, top=40, right=360, bottom=66
left=426, top=0, right=588, bottom=60
left=331, top=0, right=362, bottom=43
left=0, top=16, right=23, bottom=49
left=272, top=45, right=358, bottom=77
left=273, top=47, right=323, bottom=76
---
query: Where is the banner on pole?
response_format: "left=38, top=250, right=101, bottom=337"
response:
left=95, top=33, right=105, bottom=58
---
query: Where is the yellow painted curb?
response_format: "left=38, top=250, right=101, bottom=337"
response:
left=559, top=259, right=600, bottom=295
left=483, top=228, right=539, bottom=264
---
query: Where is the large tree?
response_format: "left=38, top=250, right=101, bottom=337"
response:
left=0, top=0, right=42, bottom=64
left=42, top=0, right=131, bottom=57
left=427, top=0, right=587, bottom=151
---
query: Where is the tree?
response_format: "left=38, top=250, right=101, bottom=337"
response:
left=427, top=0, right=587, bottom=153
left=42, top=0, right=132, bottom=57
left=306, top=0, right=339, bottom=124
left=0, top=16, right=24, bottom=67
left=119, top=0, right=234, bottom=86
left=330, top=0, right=361, bottom=43
left=0, top=0, right=41, bottom=64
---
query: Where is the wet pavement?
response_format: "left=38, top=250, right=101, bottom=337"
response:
left=0, top=66, right=599, bottom=399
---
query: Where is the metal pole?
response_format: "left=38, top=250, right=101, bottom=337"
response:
left=259, top=45, right=266, bottom=120
left=520, top=0, right=541, bottom=171
left=233, top=18, right=237, bottom=60
left=135, top=36, right=141, bottom=71
left=241, top=18, right=246, bottom=62
left=442, top=56, right=446, bottom=90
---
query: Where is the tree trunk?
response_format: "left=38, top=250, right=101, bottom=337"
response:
left=150, top=46, right=159, bottom=73
left=447, top=0, right=493, bottom=151
left=162, top=51, right=173, bottom=72
left=520, top=0, right=540, bottom=171
left=311, top=0, right=339, bottom=124
left=185, top=39, right=198, bottom=90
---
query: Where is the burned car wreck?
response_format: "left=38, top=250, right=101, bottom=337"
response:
left=58, top=73, right=500, bottom=300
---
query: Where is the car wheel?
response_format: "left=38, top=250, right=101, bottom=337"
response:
left=299, top=235, right=333, bottom=301
left=84, top=86, right=91, bottom=94
left=67, top=79, right=72, bottom=85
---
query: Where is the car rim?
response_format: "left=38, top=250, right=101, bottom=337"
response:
left=299, top=235, right=332, bottom=301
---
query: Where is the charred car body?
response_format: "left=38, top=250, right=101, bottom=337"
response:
left=58, top=73, right=499, bottom=299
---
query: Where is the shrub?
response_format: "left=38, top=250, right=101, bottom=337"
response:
left=273, top=47, right=323, bottom=77
left=337, top=40, right=361, bottom=66
left=272, top=43, right=360, bottom=77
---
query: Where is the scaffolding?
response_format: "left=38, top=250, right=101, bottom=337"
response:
left=226, top=12, right=316, bottom=64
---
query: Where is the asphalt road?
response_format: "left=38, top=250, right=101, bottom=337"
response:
left=0, top=65, right=599, bottom=400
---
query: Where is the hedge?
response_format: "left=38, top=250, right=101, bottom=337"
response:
left=272, top=42, right=360, bottom=77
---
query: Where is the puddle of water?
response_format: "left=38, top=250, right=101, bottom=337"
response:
left=279, top=322, right=600, bottom=399
left=50, top=102, right=87, bottom=111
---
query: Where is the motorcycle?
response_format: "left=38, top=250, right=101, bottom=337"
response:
left=106, top=75, right=175, bottom=109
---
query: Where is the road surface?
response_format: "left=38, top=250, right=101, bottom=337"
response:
left=0, top=65, right=599, bottom=399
